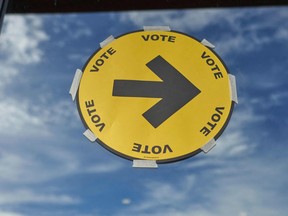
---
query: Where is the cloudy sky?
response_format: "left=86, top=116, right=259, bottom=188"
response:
left=0, top=6, right=288, bottom=216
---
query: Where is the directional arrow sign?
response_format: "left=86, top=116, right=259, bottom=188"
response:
left=76, top=30, right=235, bottom=163
left=113, top=55, right=201, bottom=128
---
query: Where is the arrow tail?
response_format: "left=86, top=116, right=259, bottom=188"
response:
left=113, top=80, right=164, bottom=98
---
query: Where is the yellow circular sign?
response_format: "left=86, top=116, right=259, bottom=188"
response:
left=76, top=30, right=235, bottom=163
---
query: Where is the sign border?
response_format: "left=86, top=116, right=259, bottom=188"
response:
left=76, top=30, right=236, bottom=163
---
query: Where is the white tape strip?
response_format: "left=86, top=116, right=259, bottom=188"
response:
left=229, top=74, right=238, bottom=104
left=143, top=26, right=171, bottom=31
left=132, top=160, right=158, bottom=168
left=201, top=138, right=216, bottom=153
left=83, top=129, right=97, bottom=142
left=69, top=69, right=82, bottom=101
left=201, top=39, right=216, bottom=49
left=100, top=35, right=115, bottom=48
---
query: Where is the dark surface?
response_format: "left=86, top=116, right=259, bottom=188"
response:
left=6, top=0, right=288, bottom=14
left=0, top=0, right=9, bottom=32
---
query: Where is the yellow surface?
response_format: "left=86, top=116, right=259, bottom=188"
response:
left=78, top=30, right=232, bottom=162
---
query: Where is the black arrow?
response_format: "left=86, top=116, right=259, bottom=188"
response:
left=113, top=55, right=201, bottom=128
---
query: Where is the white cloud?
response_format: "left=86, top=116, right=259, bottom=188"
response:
left=85, top=162, right=124, bottom=173
left=0, top=15, right=82, bottom=137
left=0, top=65, right=18, bottom=89
left=120, top=174, right=196, bottom=214
left=0, top=97, right=80, bottom=137
left=121, top=198, right=131, bottom=205
left=117, top=155, right=288, bottom=216
left=50, top=14, right=92, bottom=38
left=0, top=98, right=47, bottom=136
left=0, top=141, right=123, bottom=184
left=34, top=99, right=80, bottom=129
left=0, top=13, right=122, bottom=188
left=251, top=90, right=288, bottom=109
left=0, top=15, right=100, bottom=214
left=203, top=104, right=261, bottom=158
left=118, top=9, right=230, bottom=31
left=0, top=15, right=49, bottom=93
left=146, top=174, right=196, bottom=203
left=118, top=7, right=288, bottom=56
left=0, top=144, right=123, bottom=211
left=0, top=189, right=80, bottom=205
left=0, top=15, right=48, bottom=65
left=0, top=211, right=23, bottom=216
left=68, top=53, right=88, bottom=63
left=114, top=87, right=287, bottom=216
left=0, top=12, right=122, bottom=185
left=0, top=15, right=60, bottom=137
left=0, top=148, right=76, bottom=183
left=0, top=15, right=48, bottom=91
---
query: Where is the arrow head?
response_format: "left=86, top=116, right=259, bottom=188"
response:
left=144, top=55, right=201, bottom=128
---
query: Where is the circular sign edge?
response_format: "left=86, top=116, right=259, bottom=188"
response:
left=75, top=29, right=236, bottom=163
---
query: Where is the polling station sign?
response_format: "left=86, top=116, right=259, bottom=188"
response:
left=70, top=27, right=237, bottom=164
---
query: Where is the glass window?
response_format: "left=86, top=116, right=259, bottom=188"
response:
left=0, top=5, right=287, bottom=216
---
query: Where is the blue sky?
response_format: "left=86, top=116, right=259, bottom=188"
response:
left=0, top=6, right=288, bottom=216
